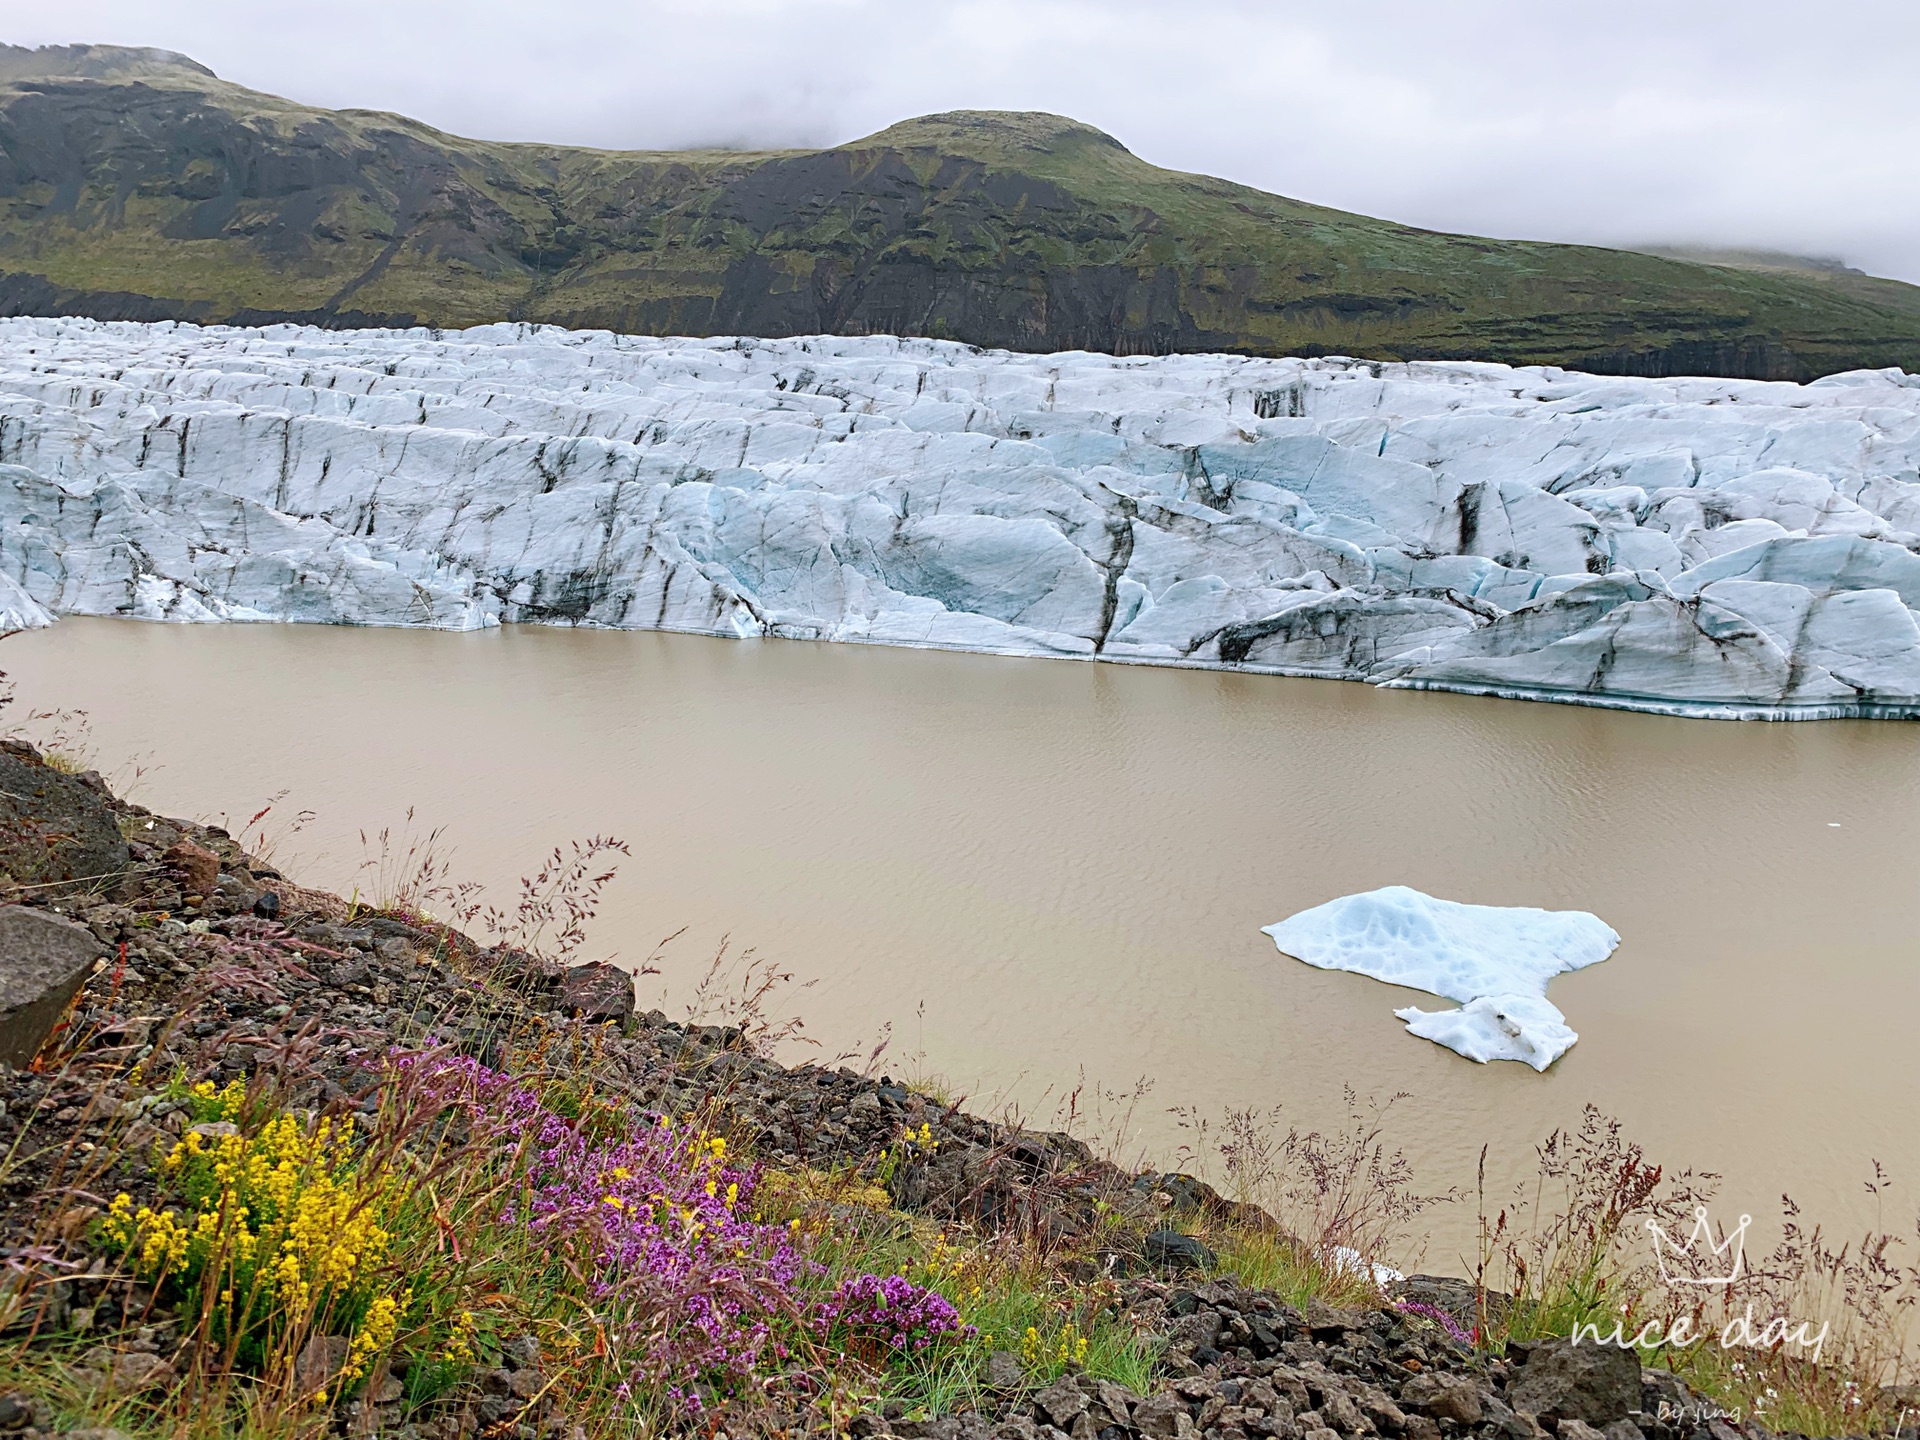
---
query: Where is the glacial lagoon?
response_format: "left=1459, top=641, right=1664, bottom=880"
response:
left=13, top=616, right=1920, bottom=1266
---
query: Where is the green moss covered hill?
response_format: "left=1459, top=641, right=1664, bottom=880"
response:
left=3, top=42, right=1918, bottom=378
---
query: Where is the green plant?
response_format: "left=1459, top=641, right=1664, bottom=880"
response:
left=1174, top=1088, right=1458, bottom=1284
left=100, top=1085, right=407, bottom=1400
left=800, top=1219, right=1156, bottom=1414
left=1210, top=1226, right=1384, bottom=1312
left=1479, top=1109, right=1918, bottom=1437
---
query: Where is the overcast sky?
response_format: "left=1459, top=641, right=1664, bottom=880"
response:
left=5, top=0, right=1918, bottom=283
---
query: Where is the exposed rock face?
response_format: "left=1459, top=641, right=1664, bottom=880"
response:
left=0, top=748, right=131, bottom=887
left=0, top=903, right=103, bottom=1066
left=5, top=320, right=1920, bottom=718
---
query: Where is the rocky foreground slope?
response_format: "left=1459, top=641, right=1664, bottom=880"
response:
left=0, top=741, right=1825, bottom=1437
left=6, top=320, right=1920, bottom=718
left=3, top=44, right=1920, bottom=379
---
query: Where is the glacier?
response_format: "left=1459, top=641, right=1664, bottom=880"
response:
left=1262, top=887, right=1621, bottom=1070
left=2, top=317, right=1920, bottom=718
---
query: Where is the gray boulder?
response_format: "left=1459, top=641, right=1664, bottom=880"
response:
left=293, top=1333, right=350, bottom=1398
left=1164, top=1308, right=1223, bottom=1351
left=1143, top=1229, right=1216, bottom=1272
left=983, top=1351, right=1027, bottom=1392
left=1303, top=1296, right=1369, bottom=1337
left=1558, top=1420, right=1614, bottom=1440
left=1031, top=1377, right=1087, bottom=1430
left=0, top=904, right=104, bottom=1066
left=109, top=1350, right=175, bottom=1393
left=1508, top=1337, right=1641, bottom=1425
left=1400, top=1371, right=1485, bottom=1426
left=1392, top=1272, right=1502, bottom=1329
left=1482, top=1395, right=1551, bottom=1440
left=561, top=961, right=634, bottom=1023
left=1131, top=1393, right=1194, bottom=1440
left=0, top=750, right=130, bottom=889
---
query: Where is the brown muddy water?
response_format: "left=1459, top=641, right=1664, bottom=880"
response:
left=12, top=618, right=1920, bottom=1271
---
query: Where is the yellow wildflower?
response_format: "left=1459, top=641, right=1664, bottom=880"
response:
left=441, top=1310, right=478, bottom=1366
left=343, top=1289, right=406, bottom=1381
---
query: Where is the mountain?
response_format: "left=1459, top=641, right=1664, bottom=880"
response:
left=1, top=43, right=1917, bottom=379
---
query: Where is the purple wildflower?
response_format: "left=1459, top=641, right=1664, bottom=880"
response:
left=816, top=1273, right=973, bottom=1358
left=381, top=1049, right=965, bottom=1412
left=1393, top=1298, right=1476, bottom=1347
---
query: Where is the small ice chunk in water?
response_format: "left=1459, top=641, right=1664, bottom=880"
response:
left=1262, top=885, right=1619, bottom=1071
left=1395, top=994, right=1579, bottom=1071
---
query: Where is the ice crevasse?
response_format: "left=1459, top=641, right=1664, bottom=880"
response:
left=1262, top=887, right=1621, bottom=1070
left=4, top=317, right=1920, bottom=719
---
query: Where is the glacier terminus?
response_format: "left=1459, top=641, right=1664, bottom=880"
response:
left=5, top=318, right=1920, bottom=719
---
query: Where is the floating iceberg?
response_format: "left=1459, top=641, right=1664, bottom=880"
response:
left=1262, top=886, right=1620, bottom=1070
left=3, top=318, right=1920, bottom=718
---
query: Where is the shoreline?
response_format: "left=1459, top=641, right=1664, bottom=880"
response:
left=27, top=611, right=1920, bottom=725
left=0, top=734, right=1912, bottom=1436
left=10, top=611, right=1918, bottom=1280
